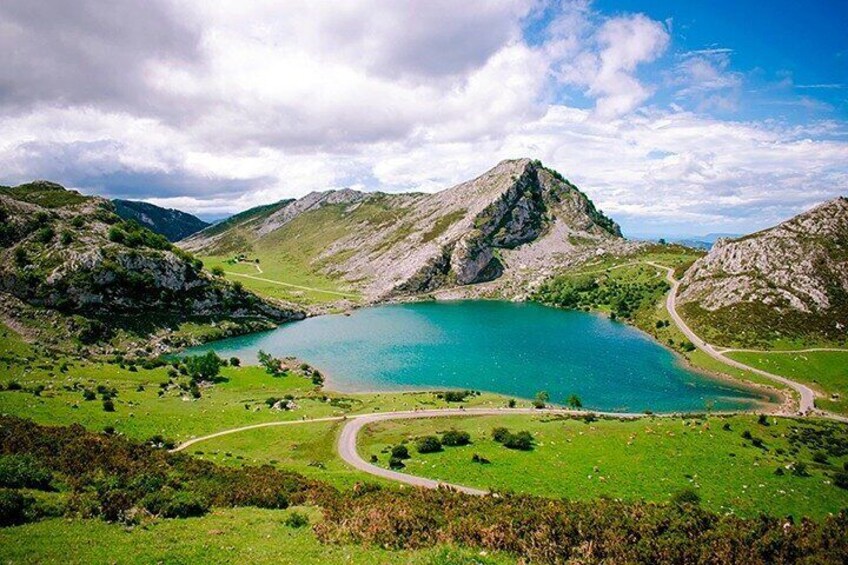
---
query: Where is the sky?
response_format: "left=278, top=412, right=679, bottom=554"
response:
left=1, top=1, right=846, bottom=237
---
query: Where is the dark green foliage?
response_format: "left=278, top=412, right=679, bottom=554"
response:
left=257, top=350, right=285, bottom=376
left=0, top=489, right=29, bottom=526
left=13, top=247, right=28, bottom=267
left=441, top=430, right=471, bottom=447
left=792, top=462, right=809, bottom=477
left=34, top=226, right=54, bottom=243
left=391, top=445, right=410, bottom=459
left=567, top=394, right=582, bottom=408
left=535, top=270, right=669, bottom=320
left=491, top=427, right=510, bottom=443
left=102, top=399, right=115, bottom=412
left=112, top=199, right=208, bottom=242
left=0, top=416, right=331, bottom=526
left=0, top=455, right=52, bottom=489
left=141, top=489, right=210, bottom=518
left=442, top=390, right=476, bottom=402
left=388, top=457, right=405, bottom=469
left=503, top=431, right=534, bottom=451
left=670, top=488, right=701, bottom=506
left=471, top=454, right=491, bottom=464
left=315, top=488, right=848, bottom=564
left=416, top=436, right=442, bottom=454
left=507, top=399, right=516, bottom=408
left=812, top=452, right=829, bottom=465
left=183, top=351, right=223, bottom=382
left=284, top=510, right=309, bottom=528
left=229, top=356, right=241, bottom=367
left=834, top=471, right=848, bottom=489
left=532, top=390, right=549, bottom=409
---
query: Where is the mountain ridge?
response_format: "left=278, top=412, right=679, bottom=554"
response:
left=181, top=158, right=632, bottom=300
left=112, top=199, right=209, bottom=242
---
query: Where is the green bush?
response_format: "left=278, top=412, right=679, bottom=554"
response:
left=0, top=455, right=52, bottom=489
left=142, top=489, right=210, bottom=518
left=284, top=510, right=309, bottom=528
left=0, top=489, right=29, bottom=526
left=833, top=471, right=848, bottom=490
left=416, top=436, right=442, bottom=454
left=388, top=457, right=405, bottom=469
left=671, top=488, right=701, bottom=506
left=441, top=430, right=471, bottom=447
left=503, top=431, right=534, bottom=451
left=102, top=399, right=115, bottom=412
left=491, top=427, right=510, bottom=443
left=391, top=445, right=410, bottom=459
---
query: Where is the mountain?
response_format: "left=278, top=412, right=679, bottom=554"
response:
left=181, top=159, right=632, bottom=300
left=0, top=181, right=303, bottom=354
left=112, top=199, right=209, bottom=242
left=677, top=197, right=848, bottom=346
left=672, top=233, right=742, bottom=250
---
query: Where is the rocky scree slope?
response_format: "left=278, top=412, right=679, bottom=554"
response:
left=0, top=181, right=303, bottom=353
left=112, top=199, right=209, bottom=242
left=182, top=159, right=631, bottom=300
left=677, top=197, right=848, bottom=346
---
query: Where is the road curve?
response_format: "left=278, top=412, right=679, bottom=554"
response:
left=338, top=408, right=650, bottom=495
left=171, top=416, right=346, bottom=453
left=646, top=262, right=827, bottom=417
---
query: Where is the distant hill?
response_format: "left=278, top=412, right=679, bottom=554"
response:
left=673, top=233, right=742, bottom=250
left=112, top=199, right=209, bottom=242
left=678, top=198, right=848, bottom=347
left=0, top=181, right=302, bottom=354
left=182, top=159, right=634, bottom=300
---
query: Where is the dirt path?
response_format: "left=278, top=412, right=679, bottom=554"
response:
left=170, top=416, right=346, bottom=453
left=719, top=347, right=847, bottom=354
left=223, top=271, right=356, bottom=297
left=646, top=261, right=847, bottom=422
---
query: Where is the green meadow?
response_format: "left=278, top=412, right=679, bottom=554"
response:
left=358, top=413, right=848, bottom=519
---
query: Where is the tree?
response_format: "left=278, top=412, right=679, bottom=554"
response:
left=184, top=351, right=223, bottom=382
left=258, top=350, right=285, bottom=376
left=391, top=445, right=410, bottom=459
left=442, top=430, right=471, bottom=447
left=416, top=436, right=442, bottom=454
left=567, top=394, right=582, bottom=409
left=532, top=391, right=549, bottom=409
left=229, top=356, right=241, bottom=367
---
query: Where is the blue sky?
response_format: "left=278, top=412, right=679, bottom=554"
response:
left=0, top=0, right=846, bottom=237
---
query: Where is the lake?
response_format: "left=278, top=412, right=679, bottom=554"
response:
left=185, top=300, right=776, bottom=413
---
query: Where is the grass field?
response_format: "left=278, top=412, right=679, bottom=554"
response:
left=201, top=255, right=359, bottom=305
left=727, top=350, right=848, bottom=415
left=359, top=413, right=848, bottom=519
left=0, top=507, right=513, bottom=564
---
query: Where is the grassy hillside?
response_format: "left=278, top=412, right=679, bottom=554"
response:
left=727, top=350, right=848, bottom=415
left=359, top=413, right=848, bottom=519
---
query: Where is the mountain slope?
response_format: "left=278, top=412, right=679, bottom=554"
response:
left=0, top=182, right=303, bottom=355
left=112, top=199, right=209, bottom=242
left=678, top=197, right=848, bottom=346
left=182, top=159, right=630, bottom=300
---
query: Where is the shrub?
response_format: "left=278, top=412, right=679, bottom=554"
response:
left=758, top=414, right=769, bottom=426
left=107, top=226, right=125, bottom=243
left=184, top=351, right=223, bottom=382
left=833, top=471, right=848, bottom=490
left=507, top=399, right=516, bottom=408
left=441, top=430, right=471, bottom=447
left=471, top=454, right=491, bottom=464
left=0, top=489, right=29, bottom=526
left=229, top=357, right=241, bottom=367
left=416, top=436, right=442, bottom=454
left=671, top=488, right=701, bottom=506
left=102, top=399, right=115, bottom=412
left=60, top=231, right=73, bottom=245
left=211, top=266, right=225, bottom=277
left=443, top=390, right=473, bottom=402
left=792, top=462, right=809, bottom=477
left=142, top=489, right=210, bottom=518
left=284, top=510, right=309, bottom=528
left=812, top=452, right=829, bottom=464
left=741, top=430, right=752, bottom=440
left=532, top=391, right=549, bottom=409
left=491, top=427, right=510, bottom=443
left=503, top=431, right=534, bottom=451
left=391, top=445, right=410, bottom=459
left=0, top=455, right=52, bottom=489
left=35, top=226, right=54, bottom=243
left=567, top=394, right=582, bottom=409
left=388, top=457, right=406, bottom=469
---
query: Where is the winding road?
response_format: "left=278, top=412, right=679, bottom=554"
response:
left=172, top=263, right=847, bottom=493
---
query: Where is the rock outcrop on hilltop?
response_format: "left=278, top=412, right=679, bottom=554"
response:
left=182, top=159, right=633, bottom=300
left=677, top=197, right=848, bottom=345
left=0, top=181, right=303, bottom=352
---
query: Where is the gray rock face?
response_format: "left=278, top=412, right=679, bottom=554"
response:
left=182, top=158, right=625, bottom=299
left=678, top=197, right=848, bottom=324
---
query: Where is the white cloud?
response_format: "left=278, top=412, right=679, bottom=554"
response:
left=0, top=0, right=845, bottom=236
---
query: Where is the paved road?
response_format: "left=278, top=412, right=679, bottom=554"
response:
left=646, top=262, right=838, bottom=419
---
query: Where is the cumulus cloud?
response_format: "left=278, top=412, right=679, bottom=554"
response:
left=0, top=0, right=845, bottom=236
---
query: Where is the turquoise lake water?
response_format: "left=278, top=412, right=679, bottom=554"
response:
left=185, top=300, right=775, bottom=413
